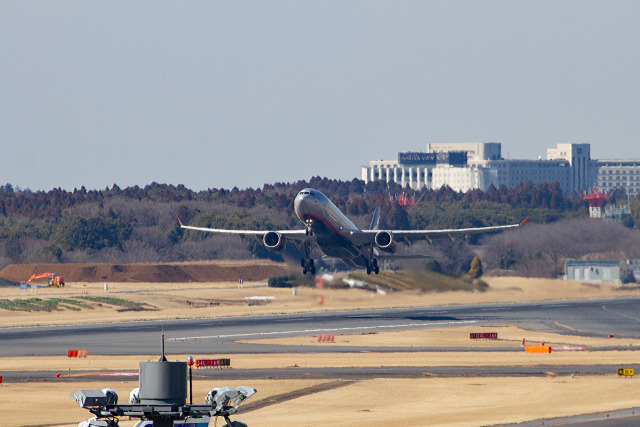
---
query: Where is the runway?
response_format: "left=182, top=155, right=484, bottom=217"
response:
left=1, top=297, right=639, bottom=356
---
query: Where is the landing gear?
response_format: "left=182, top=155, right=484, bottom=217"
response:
left=366, top=258, right=379, bottom=275
left=300, top=241, right=316, bottom=275
left=301, top=258, right=316, bottom=275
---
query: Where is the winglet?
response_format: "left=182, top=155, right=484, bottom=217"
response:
left=177, top=218, right=183, bottom=227
left=519, top=216, right=530, bottom=227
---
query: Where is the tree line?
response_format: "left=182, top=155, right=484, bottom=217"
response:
left=1, top=179, right=638, bottom=278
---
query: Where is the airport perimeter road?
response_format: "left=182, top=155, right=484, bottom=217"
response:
left=1, top=297, right=639, bottom=356
left=494, top=407, right=640, bottom=426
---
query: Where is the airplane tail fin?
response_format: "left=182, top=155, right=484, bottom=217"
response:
left=369, top=206, right=381, bottom=231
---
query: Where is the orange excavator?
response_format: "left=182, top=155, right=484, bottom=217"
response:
left=24, top=272, right=65, bottom=288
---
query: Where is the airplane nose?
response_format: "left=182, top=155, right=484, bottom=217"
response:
left=294, top=193, right=305, bottom=214
left=294, top=191, right=313, bottom=217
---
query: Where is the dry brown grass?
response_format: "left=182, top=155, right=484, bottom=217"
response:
left=3, top=374, right=639, bottom=427
left=239, top=323, right=640, bottom=350
left=1, top=276, right=639, bottom=328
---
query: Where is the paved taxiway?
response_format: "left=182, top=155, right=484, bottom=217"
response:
left=496, top=408, right=640, bottom=426
left=0, top=364, right=630, bottom=383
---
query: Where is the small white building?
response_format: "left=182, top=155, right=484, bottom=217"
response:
left=564, top=260, right=621, bottom=284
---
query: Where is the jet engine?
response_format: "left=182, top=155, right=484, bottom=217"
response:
left=374, top=231, right=397, bottom=253
left=263, top=231, right=285, bottom=252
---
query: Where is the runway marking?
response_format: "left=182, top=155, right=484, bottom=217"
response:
left=602, top=304, right=640, bottom=322
left=553, top=321, right=582, bottom=332
left=166, top=320, right=478, bottom=341
left=63, top=372, right=139, bottom=378
left=97, top=372, right=139, bottom=376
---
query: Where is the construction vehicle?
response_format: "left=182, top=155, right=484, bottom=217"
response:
left=24, top=272, right=65, bottom=288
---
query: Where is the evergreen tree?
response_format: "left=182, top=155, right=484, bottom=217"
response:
left=468, top=256, right=483, bottom=279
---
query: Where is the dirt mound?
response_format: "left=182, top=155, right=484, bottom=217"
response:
left=0, top=262, right=288, bottom=283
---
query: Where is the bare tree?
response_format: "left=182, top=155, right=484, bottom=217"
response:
left=478, top=219, right=640, bottom=277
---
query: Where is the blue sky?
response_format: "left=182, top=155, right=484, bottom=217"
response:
left=2, top=1, right=639, bottom=191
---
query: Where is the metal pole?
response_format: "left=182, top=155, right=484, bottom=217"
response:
left=189, top=365, right=193, bottom=405
left=187, top=355, right=194, bottom=405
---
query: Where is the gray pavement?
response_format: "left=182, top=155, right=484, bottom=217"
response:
left=1, top=297, right=639, bottom=356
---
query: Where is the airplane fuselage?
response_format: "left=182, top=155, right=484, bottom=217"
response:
left=294, top=188, right=369, bottom=268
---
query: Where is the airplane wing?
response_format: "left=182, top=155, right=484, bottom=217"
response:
left=178, top=219, right=310, bottom=243
left=392, top=216, right=529, bottom=244
left=349, top=217, right=529, bottom=246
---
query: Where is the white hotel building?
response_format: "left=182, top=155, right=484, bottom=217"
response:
left=596, top=160, right=640, bottom=195
left=362, top=142, right=640, bottom=196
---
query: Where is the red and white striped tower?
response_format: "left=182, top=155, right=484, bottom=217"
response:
left=583, top=187, right=608, bottom=219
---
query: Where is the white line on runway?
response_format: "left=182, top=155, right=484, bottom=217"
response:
left=166, top=320, right=478, bottom=341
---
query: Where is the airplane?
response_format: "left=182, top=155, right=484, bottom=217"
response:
left=179, top=188, right=529, bottom=275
